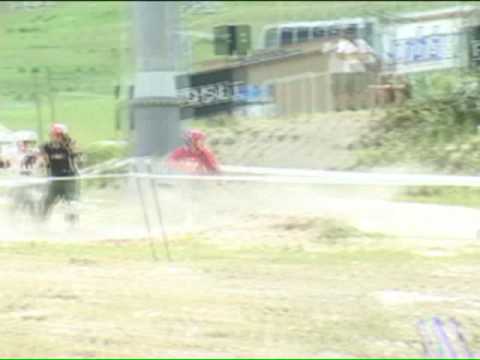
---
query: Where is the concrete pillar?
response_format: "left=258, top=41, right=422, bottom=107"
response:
left=131, top=1, right=187, bottom=157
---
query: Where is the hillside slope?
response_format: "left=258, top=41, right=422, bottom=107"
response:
left=194, top=111, right=380, bottom=170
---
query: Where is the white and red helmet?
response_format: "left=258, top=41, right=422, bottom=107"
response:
left=14, top=130, right=38, bottom=152
left=15, top=130, right=38, bottom=144
left=183, top=129, right=206, bottom=146
left=51, top=123, right=68, bottom=136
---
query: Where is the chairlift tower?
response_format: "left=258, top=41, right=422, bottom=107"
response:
left=131, top=1, right=186, bottom=157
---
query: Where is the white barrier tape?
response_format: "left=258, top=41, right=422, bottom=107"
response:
left=221, top=165, right=442, bottom=179
left=2, top=169, right=480, bottom=188
left=79, top=158, right=126, bottom=175
left=0, top=173, right=132, bottom=188
left=80, top=159, right=134, bottom=176
left=86, top=157, right=480, bottom=186
left=141, top=172, right=480, bottom=187
left=221, top=165, right=480, bottom=187
left=221, top=165, right=342, bottom=177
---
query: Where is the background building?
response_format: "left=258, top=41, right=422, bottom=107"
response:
left=178, top=37, right=380, bottom=119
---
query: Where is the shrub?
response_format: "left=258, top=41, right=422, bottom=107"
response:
left=82, top=141, right=130, bottom=168
left=355, top=72, right=480, bottom=174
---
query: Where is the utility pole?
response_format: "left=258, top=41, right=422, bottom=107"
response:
left=31, top=68, right=44, bottom=143
left=45, top=67, right=56, bottom=127
left=131, top=1, right=186, bottom=157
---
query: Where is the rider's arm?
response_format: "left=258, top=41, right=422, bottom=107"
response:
left=167, top=147, right=187, bottom=168
left=199, top=147, right=220, bottom=174
left=167, top=147, right=200, bottom=173
left=63, top=136, right=79, bottom=157
left=38, top=145, right=51, bottom=174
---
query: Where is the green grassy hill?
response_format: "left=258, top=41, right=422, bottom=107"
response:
left=0, top=1, right=129, bottom=145
left=186, top=1, right=462, bottom=64
left=0, top=1, right=128, bottom=96
left=0, top=1, right=465, bottom=145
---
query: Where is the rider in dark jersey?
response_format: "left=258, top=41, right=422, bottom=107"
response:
left=39, top=123, right=80, bottom=223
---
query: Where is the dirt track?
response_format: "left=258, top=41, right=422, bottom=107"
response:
left=2, top=179, right=480, bottom=255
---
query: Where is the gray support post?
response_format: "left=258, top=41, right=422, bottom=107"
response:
left=45, top=67, right=56, bottom=127
left=134, top=162, right=159, bottom=262
left=147, top=161, right=172, bottom=261
left=32, top=69, right=44, bottom=143
left=131, top=1, right=187, bottom=157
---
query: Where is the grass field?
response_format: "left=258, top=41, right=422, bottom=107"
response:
left=0, top=94, right=122, bottom=145
left=0, top=1, right=128, bottom=144
left=0, top=1, right=128, bottom=97
left=1, top=228, right=479, bottom=357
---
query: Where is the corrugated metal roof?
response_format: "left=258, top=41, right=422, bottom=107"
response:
left=192, top=39, right=337, bottom=75
left=370, top=6, right=480, bottom=28
left=394, top=5, right=480, bottom=21
left=262, top=17, right=375, bottom=30
left=191, top=37, right=380, bottom=77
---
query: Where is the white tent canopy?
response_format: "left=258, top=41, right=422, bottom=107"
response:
left=0, top=123, right=14, bottom=144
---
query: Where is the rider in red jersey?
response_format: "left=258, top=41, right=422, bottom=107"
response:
left=167, top=129, right=220, bottom=175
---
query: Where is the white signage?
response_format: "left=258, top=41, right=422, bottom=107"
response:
left=178, top=81, right=244, bottom=107
left=382, top=18, right=463, bottom=73
left=178, top=81, right=273, bottom=107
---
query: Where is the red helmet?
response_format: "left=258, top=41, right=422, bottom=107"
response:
left=51, top=123, right=68, bottom=136
left=183, top=129, right=206, bottom=145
